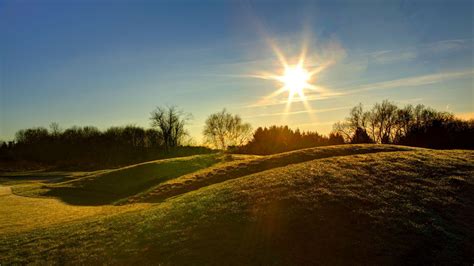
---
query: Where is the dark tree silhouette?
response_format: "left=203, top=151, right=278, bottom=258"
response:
left=398, top=118, right=474, bottom=149
left=334, top=101, right=473, bottom=149
left=235, top=125, right=333, bottom=155
left=1, top=123, right=210, bottom=170
left=350, top=127, right=374, bottom=144
left=150, top=106, right=190, bottom=151
left=328, top=133, right=345, bottom=145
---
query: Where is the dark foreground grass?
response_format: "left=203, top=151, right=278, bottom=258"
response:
left=1, top=148, right=473, bottom=265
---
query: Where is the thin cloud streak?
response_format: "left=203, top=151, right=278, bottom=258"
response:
left=366, top=38, right=471, bottom=65
left=243, top=93, right=342, bottom=108
left=245, top=69, right=474, bottom=109
left=341, top=69, right=474, bottom=95
left=243, top=106, right=350, bottom=118
left=291, top=121, right=336, bottom=127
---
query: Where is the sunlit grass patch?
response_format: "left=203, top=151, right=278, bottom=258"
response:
left=0, top=186, right=148, bottom=234
left=128, top=144, right=415, bottom=203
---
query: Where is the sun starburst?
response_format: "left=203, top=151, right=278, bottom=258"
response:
left=277, top=64, right=312, bottom=102
left=252, top=40, right=331, bottom=120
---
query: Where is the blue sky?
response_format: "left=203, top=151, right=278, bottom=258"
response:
left=1, top=0, right=473, bottom=142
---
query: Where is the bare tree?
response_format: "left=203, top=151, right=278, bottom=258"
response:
left=348, top=103, right=368, bottom=130
left=150, top=106, right=190, bottom=151
left=368, top=100, right=398, bottom=143
left=332, top=100, right=460, bottom=145
left=49, top=122, right=62, bottom=137
left=332, top=104, right=370, bottom=143
left=332, top=121, right=352, bottom=142
left=333, top=100, right=398, bottom=144
left=203, top=109, right=252, bottom=150
left=393, top=105, right=414, bottom=141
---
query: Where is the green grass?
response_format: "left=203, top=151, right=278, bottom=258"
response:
left=0, top=186, right=147, bottom=235
left=1, top=145, right=473, bottom=264
left=126, top=144, right=415, bottom=204
left=11, top=153, right=232, bottom=205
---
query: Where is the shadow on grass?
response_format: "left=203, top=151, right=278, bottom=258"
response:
left=43, top=154, right=222, bottom=206
left=0, top=173, right=72, bottom=186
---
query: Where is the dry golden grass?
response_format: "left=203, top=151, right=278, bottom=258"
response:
left=10, top=153, right=234, bottom=205
left=1, top=145, right=473, bottom=265
left=0, top=185, right=147, bottom=234
left=127, top=144, right=414, bottom=204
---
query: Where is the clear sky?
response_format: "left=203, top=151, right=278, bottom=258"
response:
left=1, top=0, right=473, bottom=143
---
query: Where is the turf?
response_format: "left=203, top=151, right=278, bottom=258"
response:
left=126, top=144, right=414, bottom=204
left=10, top=153, right=231, bottom=205
left=1, top=146, right=473, bottom=265
left=0, top=186, right=147, bottom=234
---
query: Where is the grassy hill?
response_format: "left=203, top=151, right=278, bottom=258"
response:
left=10, top=153, right=246, bottom=205
left=1, top=145, right=473, bottom=264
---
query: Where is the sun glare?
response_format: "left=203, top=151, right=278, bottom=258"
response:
left=250, top=39, right=335, bottom=120
left=280, top=65, right=311, bottom=97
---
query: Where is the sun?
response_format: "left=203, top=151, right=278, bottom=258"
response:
left=249, top=39, right=334, bottom=119
left=252, top=46, right=325, bottom=105
left=263, top=59, right=320, bottom=106
left=279, top=65, right=311, bottom=97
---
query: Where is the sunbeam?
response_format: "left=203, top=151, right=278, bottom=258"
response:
left=251, top=39, right=335, bottom=118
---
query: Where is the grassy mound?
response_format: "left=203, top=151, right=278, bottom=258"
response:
left=126, top=144, right=414, bottom=204
left=1, top=147, right=472, bottom=264
left=11, top=153, right=233, bottom=205
left=0, top=186, right=146, bottom=234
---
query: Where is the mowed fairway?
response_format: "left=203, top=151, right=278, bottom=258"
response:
left=0, top=186, right=146, bottom=234
left=11, top=153, right=234, bottom=205
left=0, top=153, right=234, bottom=234
left=1, top=145, right=473, bottom=264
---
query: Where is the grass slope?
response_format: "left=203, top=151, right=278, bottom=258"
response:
left=0, top=186, right=146, bottom=234
left=127, top=144, right=414, bottom=204
left=1, top=147, right=473, bottom=265
left=11, top=153, right=231, bottom=205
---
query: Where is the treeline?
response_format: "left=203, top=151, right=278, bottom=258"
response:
left=0, top=125, right=210, bottom=170
left=1, top=101, right=472, bottom=170
left=232, top=126, right=344, bottom=155
left=229, top=101, right=473, bottom=154
left=0, top=106, right=210, bottom=170
left=333, top=100, right=474, bottom=149
left=202, top=109, right=344, bottom=155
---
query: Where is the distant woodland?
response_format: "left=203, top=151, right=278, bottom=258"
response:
left=1, top=101, right=472, bottom=170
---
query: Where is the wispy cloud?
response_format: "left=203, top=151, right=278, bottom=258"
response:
left=340, top=69, right=473, bottom=95
left=367, top=39, right=471, bottom=65
left=370, top=50, right=417, bottom=64
left=426, top=39, right=468, bottom=53
left=243, top=106, right=350, bottom=118
left=290, top=121, right=337, bottom=127
left=245, top=69, right=473, bottom=108
left=243, top=92, right=342, bottom=108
